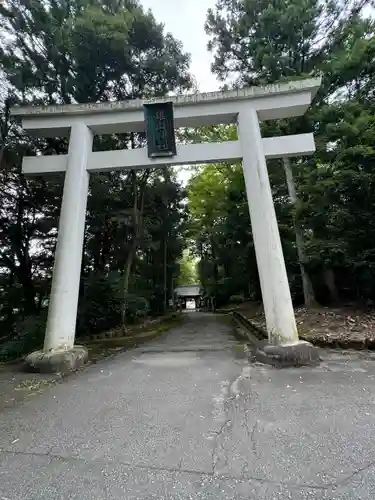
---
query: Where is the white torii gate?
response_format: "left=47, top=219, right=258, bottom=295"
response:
left=12, top=78, right=321, bottom=372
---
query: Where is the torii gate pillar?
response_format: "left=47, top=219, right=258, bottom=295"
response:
left=12, top=79, right=321, bottom=372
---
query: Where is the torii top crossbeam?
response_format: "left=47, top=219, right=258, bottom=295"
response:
left=11, top=78, right=321, bottom=137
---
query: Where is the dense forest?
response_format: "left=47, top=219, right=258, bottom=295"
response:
left=0, top=0, right=374, bottom=359
left=188, top=0, right=375, bottom=308
left=0, top=0, right=192, bottom=359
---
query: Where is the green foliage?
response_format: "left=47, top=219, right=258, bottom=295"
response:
left=0, top=314, right=46, bottom=361
left=76, top=273, right=122, bottom=337
left=1, top=0, right=192, bottom=103
left=206, top=0, right=324, bottom=84
left=0, top=0, right=191, bottom=350
left=187, top=149, right=260, bottom=302
left=176, top=250, right=198, bottom=285
left=125, top=294, right=150, bottom=323
left=229, top=295, right=245, bottom=305
left=189, top=0, right=375, bottom=306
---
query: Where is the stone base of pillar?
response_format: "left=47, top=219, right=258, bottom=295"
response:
left=255, top=340, right=320, bottom=368
left=24, top=346, right=88, bottom=374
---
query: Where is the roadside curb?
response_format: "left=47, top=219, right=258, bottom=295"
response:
left=231, top=311, right=267, bottom=344
left=1, top=314, right=183, bottom=373
left=231, top=311, right=375, bottom=351
left=83, top=314, right=184, bottom=364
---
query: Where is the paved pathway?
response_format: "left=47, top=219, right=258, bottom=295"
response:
left=1, top=312, right=375, bottom=498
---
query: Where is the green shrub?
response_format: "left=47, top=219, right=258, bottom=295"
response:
left=76, top=272, right=122, bottom=337
left=0, top=314, right=46, bottom=362
left=125, top=294, right=150, bottom=323
left=76, top=272, right=151, bottom=335
left=229, top=294, right=245, bottom=305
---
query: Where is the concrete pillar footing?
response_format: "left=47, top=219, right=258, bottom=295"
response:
left=255, top=340, right=320, bottom=368
left=25, top=346, right=88, bottom=374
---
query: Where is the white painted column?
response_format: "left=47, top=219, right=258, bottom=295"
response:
left=237, top=106, right=298, bottom=344
left=43, top=122, right=92, bottom=352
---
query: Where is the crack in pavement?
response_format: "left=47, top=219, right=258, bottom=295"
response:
left=0, top=448, right=212, bottom=477
left=211, top=418, right=232, bottom=475
left=210, top=366, right=248, bottom=476
left=209, top=361, right=375, bottom=493
left=211, top=359, right=262, bottom=478
left=250, top=420, right=259, bottom=458
left=233, top=361, right=261, bottom=463
left=242, top=392, right=261, bottom=462
left=329, top=458, right=375, bottom=489
left=1, top=448, right=375, bottom=491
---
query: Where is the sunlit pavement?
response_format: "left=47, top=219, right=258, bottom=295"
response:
left=1, top=312, right=375, bottom=499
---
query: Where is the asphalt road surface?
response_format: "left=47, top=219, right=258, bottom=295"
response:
left=1, top=312, right=375, bottom=499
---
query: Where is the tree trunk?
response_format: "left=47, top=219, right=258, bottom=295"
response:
left=163, top=238, right=167, bottom=312
left=6, top=268, right=15, bottom=326
left=121, top=242, right=136, bottom=327
left=121, top=169, right=150, bottom=329
left=19, top=271, right=36, bottom=315
left=13, top=196, right=36, bottom=316
left=283, top=157, right=316, bottom=307
left=211, top=239, right=219, bottom=284
left=171, top=276, right=175, bottom=309
left=323, top=267, right=340, bottom=306
left=162, top=167, right=171, bottom=313
left=0, top=96, right=11, bottom=167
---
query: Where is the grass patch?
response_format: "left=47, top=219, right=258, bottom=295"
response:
left=14, top=378, right=56, bottom=392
